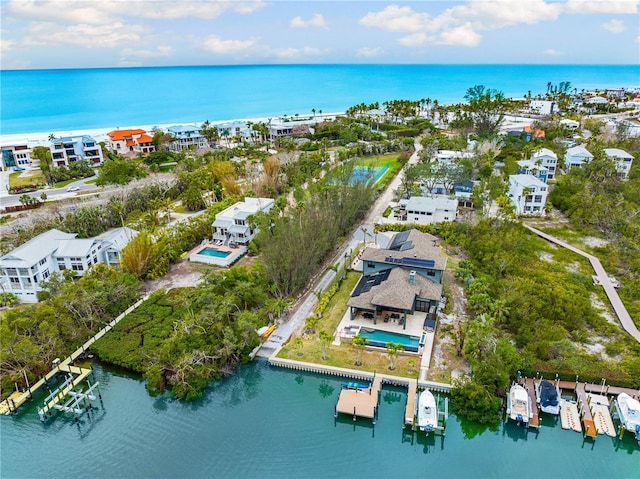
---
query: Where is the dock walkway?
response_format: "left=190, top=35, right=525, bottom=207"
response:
left=336, top=374, right=383, bottom=420
left=0, top=293, right=150, bottom=416
left=575, top=383, right=598, bottom=438
left=522, top=379, right=540, bottom=428
left=405, top=381, right=417, bottom=426
left=524, top=224, right=640, bottom=343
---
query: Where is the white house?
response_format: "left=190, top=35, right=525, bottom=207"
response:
left=395, top=196, right=458, bottom=224
left=530, top=100, right=557, bottom=115
left=212, top=197, right=275, bottom=246
left=508, top=174, right=548, bottom=215
left=0, top=227, right=137, bottom=303
left=50, top=135, right=104, bottom=167
left=565, top=145, right=594, bottom=170
left=517, top=159, right=549, bottom=183
left=604, top=148, right=634, bottom=178
left=530, top=148, right=559, bottom=180
left=434, top=150, right=473, bottom=164
left=559, top=119, right=580, bottom=130
left=167, top=125, right=208, bottom=151
left=1, top=144, right=32, bottom=170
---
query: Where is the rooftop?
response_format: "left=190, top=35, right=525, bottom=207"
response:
left=361, top=229, right=447, bottom=271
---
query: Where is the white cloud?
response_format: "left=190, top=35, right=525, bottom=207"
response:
left=290, top=13, right=327, bottom=29
left=602, top=19, right=627, bottom=33
left=356, top=47, right=384, bottom=57
left=24, top=21, right=146, bottom=48
left=564, top=0, right=638, bottom=14
left=436, top=24, right=482, bottom=46
left=543, top=48, right=564, bottom=56
left=200, top=35, right=257, bottom=55
left=398, top=33, right=431, bottom=47
left=0, top=37, right=16, bottom=52
left=270, top=46, right=328, bottom=59
left=359, top=5, right=431, bottom=32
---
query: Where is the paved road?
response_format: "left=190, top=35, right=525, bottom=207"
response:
left=524, top=224, right=640, bottom=344
left=0, top=172, right=101, bottom=209
left=257, top=137, right=424, bottom=357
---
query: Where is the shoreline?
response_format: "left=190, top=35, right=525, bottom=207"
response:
left=0, top=112, right=346, bottom=148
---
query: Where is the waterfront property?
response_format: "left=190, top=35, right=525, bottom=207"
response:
left=507, top=174, right=548, bottom=215
left=604, top=148, right=634, bottom=179
left=106, top=129, right=155, bottom=156
left=188, top=243, right=246, bottom=267
left=167, top=125, right=208, bottom=151
left=394, top=195, right=458, bottom=224
left=211, top=197, right=274, bottom=246
left=0, top=144, right=32, bottom=170
left=530, top=147, right=558, bottom=180
left=565, top=144, right=594, bottom=170
left=347, top=229, right=445, bottom=331
left=50, top=135, right=104, bottom=166
left=0, top=227, right=137, bottom=303
left=516, top=159, right=549, bottom=183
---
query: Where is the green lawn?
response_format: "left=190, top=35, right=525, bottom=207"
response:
left=9, top=170, right=44, bottom=188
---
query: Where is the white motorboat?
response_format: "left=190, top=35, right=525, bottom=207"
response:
left=615, top=393, right=640, bottom=441
left=507, top=383, right=531, bottom=425
left=536, top=380, right=560, bottom=415
left=417, top=389, right=438, bottom=433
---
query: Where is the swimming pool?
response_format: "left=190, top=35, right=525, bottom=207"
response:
left=358, top=328, right=420, bottom=352
left=198, top=247, right=231, bottom=258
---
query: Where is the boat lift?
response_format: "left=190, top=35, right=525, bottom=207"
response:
left=38, top=377, right=101, bottom=422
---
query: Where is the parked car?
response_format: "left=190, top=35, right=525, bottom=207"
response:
left=66, top=186, right=80, bottom=192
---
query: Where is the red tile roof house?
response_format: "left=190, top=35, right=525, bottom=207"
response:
left=106, top=129, right=155, bottom=157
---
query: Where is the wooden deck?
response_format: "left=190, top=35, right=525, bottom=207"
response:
left=575, top=383, right=597, bottom=438
left=336, top=375, right=383, bottom=420
left=405, top=381, right=417, bottom=426
left=523, top=379, right=540, bottom=428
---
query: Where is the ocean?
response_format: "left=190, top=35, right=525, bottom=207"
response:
left=1, top=362, right=638, bottom=479
left=1, top=64, right=639, bottom=136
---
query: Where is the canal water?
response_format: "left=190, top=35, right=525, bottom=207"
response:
left=1, top=360, right=638, bottom=478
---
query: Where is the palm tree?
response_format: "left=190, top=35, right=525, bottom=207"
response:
left=319, top=330, right=332, bottom=360
left=352, top=334, right=367, bottom=366
left=293, top=336, right=304, bottom=356
left=304, top=315, right=319, bottom=335
left=386, top=342, right=404, bottom=370
left=521, top=186, right=532, bottom=214
left=360, top=226, right=372, bottom=249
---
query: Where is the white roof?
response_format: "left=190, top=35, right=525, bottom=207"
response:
left=531, top=148, right=557, bottom=160
left=55, top=239, right=95, bottom=258
left=509, top=174, right=547, bottom=188
left=517, top=160, right=548, bottom=171
left=96, top=227, right=138, bottom=251
left=405, top=195, right=457, bottom=212
left=0, top=229, right=76, bottom=267
left=604, top=148, right=633, bottom=160
left=215, top=197, right=274, bottom=220
left=560, top=119, right=580, bottom=127
left=566, top=145, right=593, bottom=158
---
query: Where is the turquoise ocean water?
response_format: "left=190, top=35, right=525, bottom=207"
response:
left=1, top=64, right=639, bottom=135
left=1, top=362, right=637, bottom=479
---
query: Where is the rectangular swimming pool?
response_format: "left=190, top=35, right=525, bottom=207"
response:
left=198, top=247, right=231, bottom=258
left=358, top=328, right=420, bottom=352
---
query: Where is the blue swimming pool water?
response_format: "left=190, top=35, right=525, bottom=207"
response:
left=198, top=247, right=231, bottom=258
left=359, top=328, right=420, bottom=352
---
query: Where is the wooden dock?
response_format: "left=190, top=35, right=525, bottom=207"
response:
left=405, top=381, right=417, bottom=426
left=335, top=375, right=382, bottom=421
left=587, top=394, right=616, bottom=437
left=560, top=399, right=582, bottom=432
left=0, top=293, right=149, bottom=416
left=575, top=383, right=597, bottom=438
left=522, top=379, right=540, bottom=428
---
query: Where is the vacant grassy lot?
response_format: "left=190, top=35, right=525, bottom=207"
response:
left=9, top=170, right=44, bottom=188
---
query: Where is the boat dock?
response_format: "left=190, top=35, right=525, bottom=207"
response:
left=335, top=374, right=383, bottom=422
left=405, top=381, right=417, bottom=426
left=0, top=293, right=149, bottom=417
left=560, top=398, right=582, bottom=432
left=575, top=383, right=598, bottom=438
left=522, top=379, right=540, bottom=429
left=587, top=394, right=616, bottom=437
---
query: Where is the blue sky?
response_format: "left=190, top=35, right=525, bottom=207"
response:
left=1, top=0, right=639, bottom=69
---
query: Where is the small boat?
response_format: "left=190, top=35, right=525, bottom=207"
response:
left=536, top=380, right=560, bottom=415
left=417, top=389, right=438, bottom=433
left=342, top=382, right=370, bottom=391
left=615, top=393, right=640, bottom=441
left=507, top=384, right=531, bottom=425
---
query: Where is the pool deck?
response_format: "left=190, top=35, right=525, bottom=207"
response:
left=188, top=242, right=246, bottom=267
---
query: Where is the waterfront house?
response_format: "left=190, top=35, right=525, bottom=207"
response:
left=564, top=145, right=594, bottom=170
left=107, top=129, right=155, bottom=156
left=530, top=148, right=558, bottom=180
left=212, top=197, right=274, bottom=246
left=347, top=229, right=446, bottom=330
left=1, top=144, right=32, bottom=170
left=517, top=159, right=549, bottom=183
left=508, top=174, right=548, bottom=215
left=167, top=125, right=208, bottom=152
left=0, top=227, right=137, bottom=303
left=50, top=135, right=104, bottom=167
left=529, top=100, right=556, bottom=115
left=604, top=148, right=634, bottom=179
left=433, top=150, right=473, bottom=164
left=395, top=196, right=458, bottom=224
